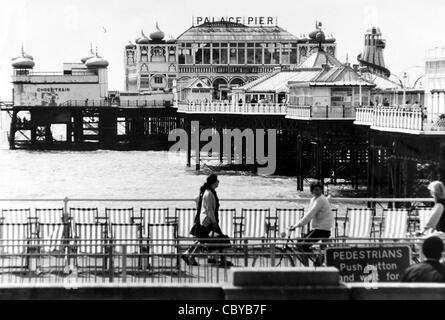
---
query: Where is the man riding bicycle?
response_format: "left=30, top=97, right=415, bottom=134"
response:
left=289, top=181, right=334, bottom=266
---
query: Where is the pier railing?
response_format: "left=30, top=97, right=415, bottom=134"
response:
left=286, top=105, right=356, bottom=120
left=60, top=100, right=171, bottom=108
left=355, top=107, right=445, bottom=133
left=176, top=102, right=287, bottom=114
left=354, top=107, right=374, bottom=125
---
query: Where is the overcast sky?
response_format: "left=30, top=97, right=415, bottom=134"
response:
left=0, top=0, right=443, bottom=100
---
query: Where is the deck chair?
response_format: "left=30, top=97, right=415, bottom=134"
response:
left=69, top=208, right=103, bottom=225
left=106, top=208, right=134, bottom=225
left=0, top=209, right=32, bottom=271
left=0, top=209, right=32, bottom=254
left=110, top=222, right=143, bottom=273
left=276, top=208, right=305, bottom=238
left=35, top=208, right=66, bottom=252
left=147, top=223, right=179, bottom=271
left=137, top=208, right=169, bottom=236
left=175, top=208, right=196, bottom=238
left=417, top=207, right=434, bottom=232
left=70, top=208, right=108, bottom=263
left=218, top=209, right=236, bottom=237
left=342, top=208, right=375, bottom=241
left=241, top=209, right=274, bottom=240
left=380, top=209, right=409, bottom=239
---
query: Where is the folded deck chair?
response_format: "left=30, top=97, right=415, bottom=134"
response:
left=147, top=223, right=179, bottom=270
left=343, top=208, right=375, bottom=241
left=35, top=208, right=66, bottom=252
left=381, top=209, right=409, bottom=239
left=276, top=208, right=305, bottom=238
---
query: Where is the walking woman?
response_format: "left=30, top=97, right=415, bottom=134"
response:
left=182, top=174, right=233, bottom=267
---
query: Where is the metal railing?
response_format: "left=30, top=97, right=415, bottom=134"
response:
left=177, top=102, right=287, bottom=114
left=59, top=100, right=170, bottom=108
left=0, top=238, right=423, bottom=284
left=0, top=197, right=435, bottom=284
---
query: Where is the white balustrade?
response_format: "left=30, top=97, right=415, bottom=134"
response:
left=179, top=101, right=287, bottom=115
left=372, top=108, right=424, bottom=131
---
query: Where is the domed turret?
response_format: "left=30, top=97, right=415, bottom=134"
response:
left=81, top=44, right=96, bottom=63
left=12, top=45, right=35, bottom=69
left=314, top=30, right=326, bottom=43
left=126, top=41, right=136, bottom=49
left=136, top=30, right=150, bottom=44
left=85, top=49, right=109, bottom=69
left=149, top=22, right=165, bottom=42
left=309, top=21, right=323, bottom=39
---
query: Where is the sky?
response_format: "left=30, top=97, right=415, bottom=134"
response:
left=0, top=0, right=444, bottom=101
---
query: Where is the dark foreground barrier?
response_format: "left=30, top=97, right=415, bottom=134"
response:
left=2, top=268, right=445, bottom=300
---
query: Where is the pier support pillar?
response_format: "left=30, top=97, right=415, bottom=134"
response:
left=296, top=135, right=304, bottom=191
left=186, top=117, right=191, bottom=168
left=99, top=110, right=118, bottom=149
left=8, top=110, right=18, bottom=150
left=73, top=112, right=83, bottom=144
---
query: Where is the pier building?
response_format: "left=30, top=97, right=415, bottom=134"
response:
left=125, top=20, right=337, bottom=102
left=12, top=46, right=109, bottom=107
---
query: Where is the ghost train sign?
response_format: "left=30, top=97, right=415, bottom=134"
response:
left=326, top=246, right=411, bottom=283
left=193, top=16, right=277, bottom=26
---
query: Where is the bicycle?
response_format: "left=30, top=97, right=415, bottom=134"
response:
left=273, top=229, right=326, bottom=267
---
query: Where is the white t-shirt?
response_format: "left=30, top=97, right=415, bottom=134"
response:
left=296, top=195, right=334, bottom=231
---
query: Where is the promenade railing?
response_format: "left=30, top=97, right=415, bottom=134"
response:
left=0, top=238, right=422, bottom=284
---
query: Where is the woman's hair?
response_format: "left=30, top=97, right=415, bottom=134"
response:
left=310, top=181, right=324, bottom=193
left=200, top=174, right=219, bottom=194
left=428, top=181, right=445, bottom=200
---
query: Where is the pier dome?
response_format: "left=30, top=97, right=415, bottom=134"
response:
left=85, top=54, right=109, bottom=69
left=81, top=44, right=96, bottom=63
left=126, top=41, right=136, bottom=49
left=136, top=30, right=150, bottom=44
left=149, top=23, right=165, bottom=42
left=12, top=46, right=35, bottom=69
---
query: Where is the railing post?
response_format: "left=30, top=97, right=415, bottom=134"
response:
left=270, top=243, right=276, bottom=266
left=122, top=245, right=127, bottom=283
left=108, top=242, right=114, bottom=283
left=243, top=239, right=248, bottom=267
left=63, top=197, right=69, bottom=216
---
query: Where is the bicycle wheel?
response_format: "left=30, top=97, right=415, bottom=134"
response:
left=274, top=246, right=295, bottom=267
